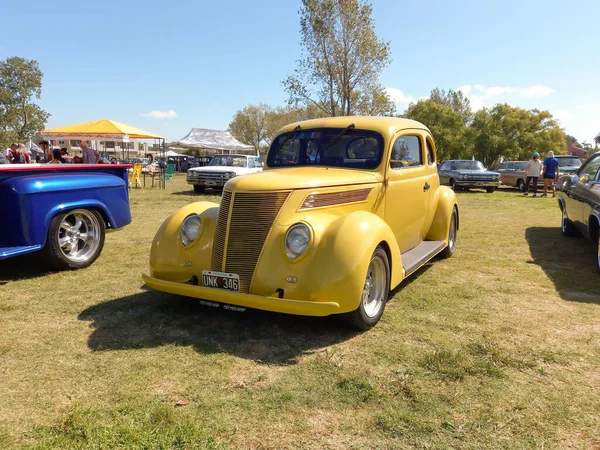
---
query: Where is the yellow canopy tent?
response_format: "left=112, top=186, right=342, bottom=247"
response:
left=41, top=119, right=164, bottom=140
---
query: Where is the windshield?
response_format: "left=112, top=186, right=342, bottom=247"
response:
left=208, top=155, right=247, bottom=168
left=267, top=128, right=384, bottom=170
left=555, top=156, right=582, bottom=167
left=449, top=161, right=485, bottom=171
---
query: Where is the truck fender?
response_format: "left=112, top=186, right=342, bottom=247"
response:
left=426, top=186, right=458, bottom=242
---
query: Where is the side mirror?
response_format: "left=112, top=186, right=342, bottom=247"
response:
left=579, top=173, right=590, bottom=183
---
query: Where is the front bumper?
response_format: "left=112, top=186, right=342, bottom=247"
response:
left=186, top=178, right=226, bottom=187
left=142, top=274, right=341, bottom=317
left=455, top=180, right=501, bottom=187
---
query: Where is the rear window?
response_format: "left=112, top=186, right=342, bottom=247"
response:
left=555, top=156, right=582, bottom=167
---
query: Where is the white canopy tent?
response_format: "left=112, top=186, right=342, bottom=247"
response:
left=173, top=128, right=255, bottom=155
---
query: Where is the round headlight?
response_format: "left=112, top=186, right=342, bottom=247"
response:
left=285, top=223, right=311, bottom=260
left=181, top=214, right=202, bottom=247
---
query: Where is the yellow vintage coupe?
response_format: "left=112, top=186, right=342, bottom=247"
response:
left=143, top=117, right=458, bottom=329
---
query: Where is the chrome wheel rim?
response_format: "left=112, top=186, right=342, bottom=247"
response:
left=562, top=210, right=568, bottom=232
left=597, top=238, right=600, bottom=271
left=362, top=255, right=386, bottom=318
left=448, top=210, right=457, bottom=252
left=57, top=209, right=101, bottom=263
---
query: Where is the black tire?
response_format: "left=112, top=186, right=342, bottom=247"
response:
left=344, top=246, right=390, bottom=330
left=561, top=208, right=578, bottom=237
left=43, top=208, right=106, bottom=270
left=517, top=179, right=525, bottom=192
left=486, top=187, right=496, bottom=193
left=449, top=178, right=456, bottom=191
left=193, top=185, right=205, bottom=193
left=440, top=206, right=458, bottom=259
left=596, top=235, right=600, bottom=274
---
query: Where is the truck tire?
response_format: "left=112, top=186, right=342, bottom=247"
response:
left=193, top=185, right=205, bottom=193
left=44, top=208, right=106, bottom=270
left=344, top=246, right=390, bottom=330
left=440, top=206, right=458, bottom=258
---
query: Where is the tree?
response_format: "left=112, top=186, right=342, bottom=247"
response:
left=403, top=99, right=471, bottom=161
left=470, top=104, right=566, bottom=166
left=594, top=132, right=600, bottom=149
left=429, top=88, right=472, bottom=124
left=0, top=57, right=49, bottom=148
left=228, top=103, right=273, bottom=153
left=283, top=0, right=394, bottom=117
left=566, top=134, right=581, bottom=147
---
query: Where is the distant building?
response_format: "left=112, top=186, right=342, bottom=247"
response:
left=567, top=143, right=586, bottom=159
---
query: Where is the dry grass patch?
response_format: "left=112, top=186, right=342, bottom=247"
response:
left=1, top=178, right=599, bottom=448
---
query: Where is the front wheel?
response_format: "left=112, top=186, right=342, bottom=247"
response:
left=486, top=187, right=496, bottom=193
left=44, top=208, right=106, bottom=269
left=561, top=209, right=577, bottom=237
left=193, top=185, right=205, bottom=193
left=440, top=206, right=458, bottom=259
left=345, top=246, right=390, bottom=330
left=596, top=236, right=600, bottom=273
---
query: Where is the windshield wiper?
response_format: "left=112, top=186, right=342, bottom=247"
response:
left=278, top=125, right=302, bottom=150
left=322, top=123, right=355, bottom=153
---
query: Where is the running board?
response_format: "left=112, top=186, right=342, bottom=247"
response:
left=401, top=241, right=446, bottom=276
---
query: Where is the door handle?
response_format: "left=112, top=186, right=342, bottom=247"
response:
left=423, top=183, right=430, bottom=192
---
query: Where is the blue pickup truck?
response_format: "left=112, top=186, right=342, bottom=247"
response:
left=0, top=164, right=131, bottom=269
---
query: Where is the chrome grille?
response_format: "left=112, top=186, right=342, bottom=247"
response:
left=211, top=191, right=290, bottom=293
left=211, top=191, right=232, bottom=272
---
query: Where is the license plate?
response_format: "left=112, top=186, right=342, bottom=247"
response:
left=475, top=182, right=483, bottom=186
left=206, top=181, right=217, bottom=186
left=202, top=270, right=239, bottom=292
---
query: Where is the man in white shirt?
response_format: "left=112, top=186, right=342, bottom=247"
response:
left=523, top=152, right=542, bottom=197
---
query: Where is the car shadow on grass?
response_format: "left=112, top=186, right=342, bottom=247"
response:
left=170, top=190, right=223, bottom=197
left=78, top=289, right=359, bottom=365
left=0, top=253, right=55, bottom=284
left=525, top=226, right=600, bottom=304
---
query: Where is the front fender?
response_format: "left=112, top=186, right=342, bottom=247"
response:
left=252, top=210, right=402, bottom=313
left=426, top=186, right=458, bottom=242
left=149, top=201, right=219, bottom=281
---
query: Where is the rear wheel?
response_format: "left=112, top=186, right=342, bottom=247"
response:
left=440, top=206, right=458, bottom=259
left=193, top=185, right=205, bottom=193
left=517, top=179, right=525, bottom=192
left=44, top=208, right=105, bottom=269
left=345, top=246, right=390, bottom=330
left=561, top=209, right=577, bottom=237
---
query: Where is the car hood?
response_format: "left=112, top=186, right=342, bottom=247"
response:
left=189, top=165, right=249, bottom=174
left=225, top=167, right=381, bottom=191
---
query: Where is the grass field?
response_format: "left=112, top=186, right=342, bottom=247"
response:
left=1, top=174, right=599, bottom=449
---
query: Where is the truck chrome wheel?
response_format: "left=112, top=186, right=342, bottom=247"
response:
left=57, top=209, right=101, bottom=263
left=362, top=256, right=386, bottom=318
left=44, top=208, right=106, bottom=269
left=345, top=246, right=390, bottom=330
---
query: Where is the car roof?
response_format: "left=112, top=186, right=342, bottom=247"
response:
left=275, top=116, right=430, bottom=138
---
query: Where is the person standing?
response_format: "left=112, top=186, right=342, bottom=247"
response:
left=541, top=151, right=560, bottom=198
left=81, top=141, right=99, bottom=164
left=523, top=152, right=542, bottom=197
left=38, top=140, right=52, bottom=162
left=8, top=143, right=31, bottom=164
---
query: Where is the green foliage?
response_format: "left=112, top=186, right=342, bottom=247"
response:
left=336, top=376, right=376, bottom=402
left=404, top=99, right=471, bottom=160
left=470, top=104, right=566, bottom=166
left=0, top=56, right=50, bottom=148
left=429, top=88, right=472, bottom=124
left=283, top=0, right=394, bottom=116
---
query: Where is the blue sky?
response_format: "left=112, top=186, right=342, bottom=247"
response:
left=2, top=0, right=599, bottom=143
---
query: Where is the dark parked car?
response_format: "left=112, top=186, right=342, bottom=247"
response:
left=557, top=152, right=600, bottom=272
left=555, top=155, right=582, bottom=176
left=438, top=160, right=501, bottom=193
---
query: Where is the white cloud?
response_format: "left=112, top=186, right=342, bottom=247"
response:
left=553, top=110, right=574, bottom=121
left=384, top=87, right=415, bottom=109
left=456, top=84, right=555, bottom=112
left=519, top=85, right=556, bottom=98
left=141, top=110, right=178, bottom=119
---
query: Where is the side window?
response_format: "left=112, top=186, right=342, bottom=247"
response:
left=390, top=135, right=422, bottom=169
left=248, top=158, right=256, bottom=168
left=426, top=139, right=435, bottom=165
left=579, top=155, right=600, bottom=181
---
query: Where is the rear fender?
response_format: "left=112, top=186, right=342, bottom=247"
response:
left=426, top=186, right=458, bottom=242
